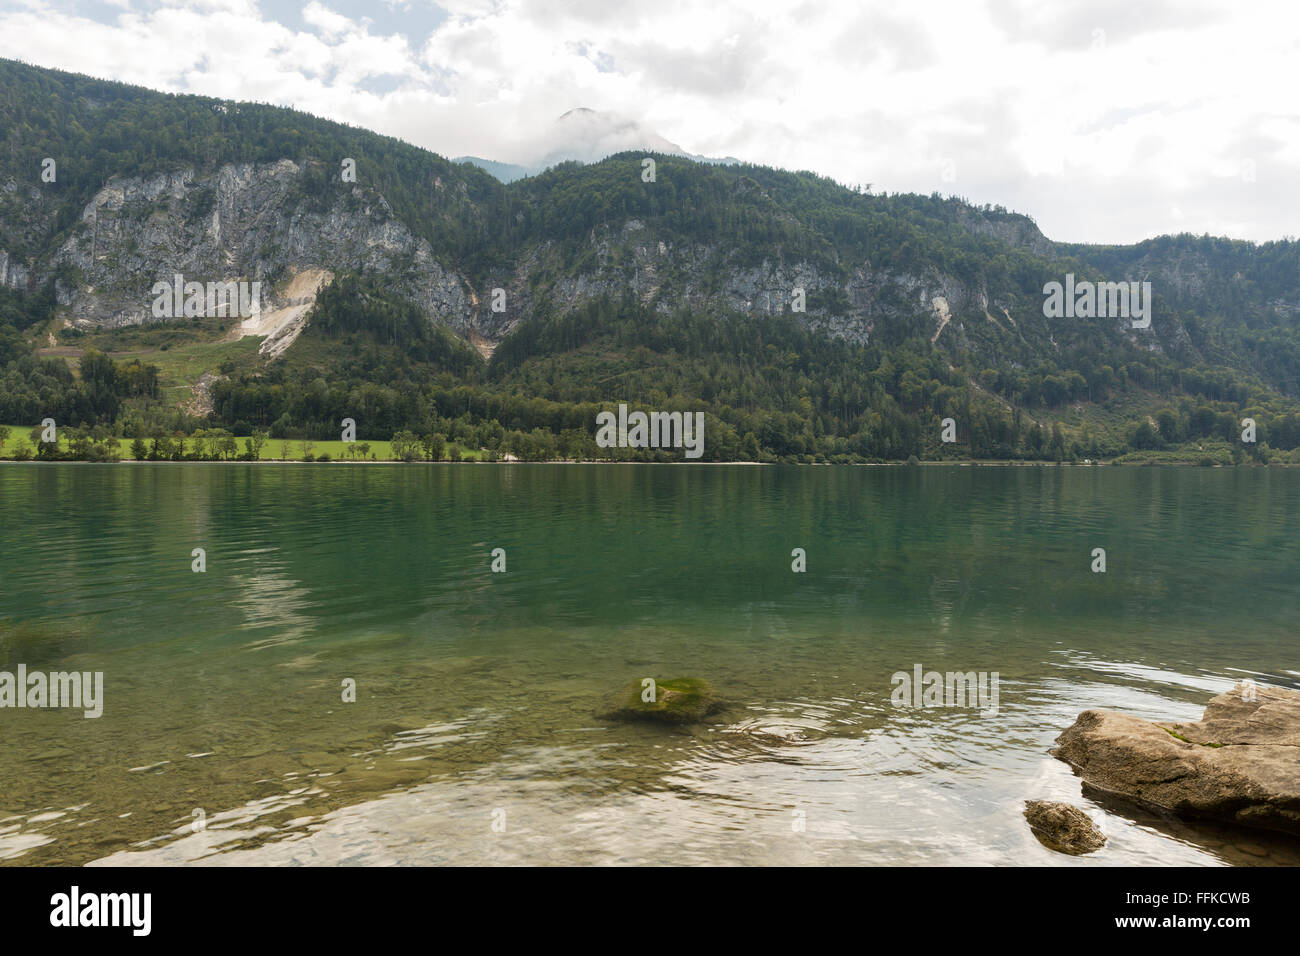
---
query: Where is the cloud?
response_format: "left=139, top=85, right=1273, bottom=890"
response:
left=302, top=2, right=352, bottom=41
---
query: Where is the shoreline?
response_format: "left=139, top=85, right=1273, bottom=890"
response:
left=0, top=458, right=1290, bottom=467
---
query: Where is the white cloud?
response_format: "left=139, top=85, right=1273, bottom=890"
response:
left=302, top=2, right=353, bottom=41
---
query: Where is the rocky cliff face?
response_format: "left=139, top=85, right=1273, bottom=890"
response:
left=0, top=174, right=55, bottom=291
left=0, top=157, right=1125, bottom=360
left=0, top=248, right=32, bottom=291
left=953, top=207, right=1055, bottom=259
left=7, top=159, right=476, bottom=343
left=475, top=217, right=992, bottom=349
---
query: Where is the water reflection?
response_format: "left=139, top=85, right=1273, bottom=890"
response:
left=0, top=464, right=1296, bottom=866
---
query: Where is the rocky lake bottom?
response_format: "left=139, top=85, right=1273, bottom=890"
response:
left=1, top=463, right=1297, bottom=865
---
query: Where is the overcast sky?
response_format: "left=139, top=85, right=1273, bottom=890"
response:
left=1, top=0, right=1296, bottom=245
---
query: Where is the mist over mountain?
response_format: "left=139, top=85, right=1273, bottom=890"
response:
left=2, top=57, right=1299, bottom=464
left=453, top=107, right=740, bottom=183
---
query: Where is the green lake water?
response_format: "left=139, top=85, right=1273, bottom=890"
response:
left=0, top=463, right=1297, bottom=866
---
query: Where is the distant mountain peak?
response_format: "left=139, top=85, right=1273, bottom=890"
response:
left=456, top=107, right=736, bottom=182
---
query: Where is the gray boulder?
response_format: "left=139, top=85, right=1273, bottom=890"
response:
left=1052, top=684, right=1300, bottom=835
left=1024, top=800, right=1107, bottom=854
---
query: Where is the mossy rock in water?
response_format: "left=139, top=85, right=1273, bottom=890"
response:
left=0, top=620, right=89, bottom=669
left=600, top=677, right=722, bottom=725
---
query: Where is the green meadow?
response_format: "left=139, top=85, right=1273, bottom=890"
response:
left=0, top=429, right=487, bottom=462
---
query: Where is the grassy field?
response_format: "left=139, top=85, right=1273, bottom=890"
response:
left=0, top=429, right=486, bottom=462
left=45, top=318, right=266, bottom=388
left=143, top=336, right=264, bottom=388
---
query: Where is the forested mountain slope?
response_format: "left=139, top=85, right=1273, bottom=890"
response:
left=2, top=58, right=1298, bottom=463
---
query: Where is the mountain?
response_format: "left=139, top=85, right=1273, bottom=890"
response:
left=453, top=107, right=740, bottom=182
left=2, top=58, right=1299, bottom=463
left=450, top=156, right=534, bottom=184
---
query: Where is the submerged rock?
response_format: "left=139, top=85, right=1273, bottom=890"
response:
left=1052, top=684, right=1300, bottom=836
left=1023, top=800, right=1106, bottom=854
left=599, top=677, right=722, bottom=725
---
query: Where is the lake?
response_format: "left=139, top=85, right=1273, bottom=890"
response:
left=1, top=463, right=1297, bottom=865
